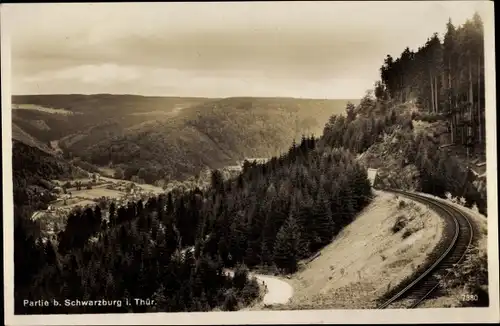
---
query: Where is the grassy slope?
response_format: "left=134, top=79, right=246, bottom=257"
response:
left=280, top=190, right=443, bottom=309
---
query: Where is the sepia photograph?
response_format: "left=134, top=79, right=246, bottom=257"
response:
left=2, top=1, right=498, bottom=325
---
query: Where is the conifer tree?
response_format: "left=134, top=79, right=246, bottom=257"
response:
left=273, top=213, right=301, bottom=273
left=312, top=187, right=335, bottom=247
left=109, top=202, right=116, bottom=227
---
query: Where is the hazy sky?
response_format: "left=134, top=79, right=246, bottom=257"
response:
left=6, top=1, right=490, bottom=99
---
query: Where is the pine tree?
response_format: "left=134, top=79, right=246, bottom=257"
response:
left=273, top=213, right=301, bottom=273
left=44, top=240, right=58, bottom=266
left=296, top=195, right=313, bottom=256
left=166, top=192, right=174, bottom=216
left=233, top=263, right=249, bottom=290
left=94, top=205, right=102, bottom=233
left=222, top=289, right=238, bottom=311
left=312, top=187, right=335, bottom=247
left=109, top=202, right=116, bottom=227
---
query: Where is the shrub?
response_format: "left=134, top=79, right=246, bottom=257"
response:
left=233, top=263, right=249, bottom=290
left=240, top=277, right=260, bottom=304
left=222, top=289, right=238, bottom=311
left=398, top=200, right=406, bottom=209
left=413, top=111, right=447, bottom=123
left=391, top=215, right=407, bottom=233
left=437, top=240, right=489, bottom=307
left=402, top=229, right=413, bottom=239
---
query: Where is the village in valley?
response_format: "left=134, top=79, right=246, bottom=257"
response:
left=31, top=158, right=271, bottom=242
left=32, top=171, right=165, bottom=241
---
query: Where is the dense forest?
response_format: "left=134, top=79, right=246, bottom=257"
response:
left=315, top=12, right=486, bottom=214
left=373, top=13, right=486, bottom=212
left=320, top=91, right=486, bottom=214
left=14, top=128, right=372, bottom=314
left=12, top=140, right=86, bottom=211
left=375, top=13, right=485, bottom=153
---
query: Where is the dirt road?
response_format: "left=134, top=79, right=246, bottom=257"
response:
left=225, top=269, right=293, bottom=305
left=254, top=274, right=294, bottom=305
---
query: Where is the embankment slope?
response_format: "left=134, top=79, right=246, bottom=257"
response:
left=284, top=190, right=444, bottom=309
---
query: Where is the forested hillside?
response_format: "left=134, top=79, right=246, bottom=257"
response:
left=12, top=140, right=90, bottom=306
left=375, top=13, right=485, bottom=153
left=13, top=95, right=355, bottom=185
left=12, top=140, right=86, bottom=211
left=66, top=97, right=354, bottom=183
left=12, top=123, right=53, bottom=154
left=320, top=13, right=487, bottom=214
left=15, top=130, right=372, bottom=314
left=320, top=93, right=486, bottom=215
left=12, top=94, right=210, bottom=144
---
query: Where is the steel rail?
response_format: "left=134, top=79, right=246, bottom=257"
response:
left=376, top=189, right=474, bottom=309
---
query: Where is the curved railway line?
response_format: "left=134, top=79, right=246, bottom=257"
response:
left=376, top=189, right=475, bottom=309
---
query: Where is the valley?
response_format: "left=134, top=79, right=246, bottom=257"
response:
left=10, top=9, right=490, bottom=316
left=29, top=157, right=266, bottom=241
left=12, top=93, right=489, bottom=313
left=12, top=91, right=489, bottom=313
left=31, top=174, right=164, bottom=239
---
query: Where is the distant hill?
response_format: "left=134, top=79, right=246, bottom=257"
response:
left=12, top=94, right=211, bottom=116
left=12, top=123, right=53, bottom=154
left=12, top=94, right=357, bottom=184
left=12, top=94, right=211, bottom=143
left=74, top=96, right=356, bottom=182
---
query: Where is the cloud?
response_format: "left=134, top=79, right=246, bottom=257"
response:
left=13, top=24, right=387, bottom=79
left=6, top=1, right=490, bottom=97
left=15, top=63, right=373, bottom=99
left=21, top=64, right=139, bottom=85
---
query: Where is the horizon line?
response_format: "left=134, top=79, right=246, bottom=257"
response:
left=11, top=93, right=363, bottom=101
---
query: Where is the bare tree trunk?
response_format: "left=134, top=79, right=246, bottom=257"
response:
left=477, top=55, right=481, bottom=145
left=435, top=75, right=439, bottom=113
left=467, top=58, right=473, bottom=158
left=456, top=74, right=461, bottom=145
left=401, top=75, right=404, bottom=102
left=469, top=58, right=473, bottom=111
left=430, top=71, right=435, bottom=113
left=448, top=62, right=454, bottom=144
left=467, top=60, right=474, bottom=148
left=433, top=76, right=436, bottom=113
left=460, top=84, right=464, bottom=146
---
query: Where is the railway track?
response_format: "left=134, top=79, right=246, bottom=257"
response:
left=376, top=189, right=474, bottom=309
